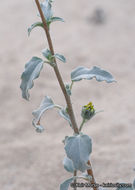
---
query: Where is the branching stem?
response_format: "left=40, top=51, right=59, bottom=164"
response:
left=35, top=1, right=98, bottom=190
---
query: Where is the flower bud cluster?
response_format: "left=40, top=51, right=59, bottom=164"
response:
left=81, top=102, right=95, bottom=120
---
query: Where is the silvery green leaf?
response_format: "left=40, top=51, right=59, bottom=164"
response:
left=65, top=134, right=92, bottom=172
left=28, top=22, right=44, bottom=36
left=42, top=48, right=52, bottom=60
left=54, top=54, right=66, bottom=63
left=50, top=17, right=64, bottom=23
left=32, top=96, right=55, bottom=130
left=63, top=157, right=75, bottom=173
left=20, top=57, right=43, bottom=100
left=60, top=177, right=73, bottom=190
left=59, top=108, right=72, bottom=127
left=71, top=66, right=115, bottom=83
left=40, top=0, right=53, bottom=21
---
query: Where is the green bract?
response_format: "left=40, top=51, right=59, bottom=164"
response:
left=81, top=102, right=95, bottom=120
left=81, top=107, right=95, bottom=120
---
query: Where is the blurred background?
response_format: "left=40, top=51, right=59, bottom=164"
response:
left=0, top=0, right=135, bottom=189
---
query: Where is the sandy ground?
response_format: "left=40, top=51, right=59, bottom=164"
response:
left=0, top=0, right=135, bottom=189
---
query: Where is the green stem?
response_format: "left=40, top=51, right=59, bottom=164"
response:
left=70, top=81, right=74, bottom=90
left=79, top=118, right=86, bottom=132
